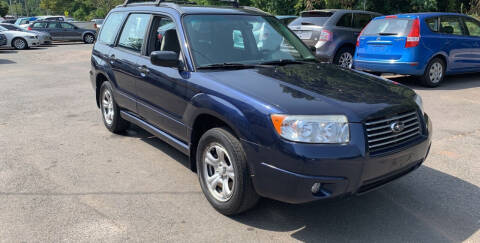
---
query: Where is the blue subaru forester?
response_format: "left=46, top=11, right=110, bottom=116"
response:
left=354, top=13, right=480, bottom=87
left=90, top=0, right=432, bottom=215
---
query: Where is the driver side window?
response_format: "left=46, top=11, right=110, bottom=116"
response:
left=146, top=16, right=180, bottom=57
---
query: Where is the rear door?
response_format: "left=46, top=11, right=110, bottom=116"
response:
left=59, top=22, right=82, bottom=41
left=46, top=22, right=63, bottom=40
left=461, top=16, right=480, bottom=70
left=438, top=15, right=469, bottom=72
left=356, top=17, right=413, bottom=61
left=289, top=11, right=334, bottom=47
left=111, top=13, right=152, bottom=114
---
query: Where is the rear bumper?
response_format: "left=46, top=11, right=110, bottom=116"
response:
left=243, top=114, right=432, bottom=204
left=354, top=59, right=425, bottom=76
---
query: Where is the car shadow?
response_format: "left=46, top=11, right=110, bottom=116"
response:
left=123, top=125, right=479, bottom=242
left=387, top=73, right=480, bottom=91
left=0, top=49, right=18, bottom=53
left=52, top=41, right=88, bottom=46
left=0, top=59, right=16, bottom=64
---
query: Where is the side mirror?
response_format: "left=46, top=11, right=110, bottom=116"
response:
left=151, top=51, right=179, bottom=67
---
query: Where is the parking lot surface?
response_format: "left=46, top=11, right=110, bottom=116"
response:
left=1, top=44, right=479, bottom=242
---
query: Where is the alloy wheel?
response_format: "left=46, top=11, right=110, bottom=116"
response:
left=202, top=143, right=235, bottom=202
left=85, top=34, right=95, bottom=44
left=429, top=62, right=443, bottom=84
left=14, top=39, right=26, bottom=49
left=338, top=52, right=353, bottom=68
left=102, top=89, right=114, bottom=125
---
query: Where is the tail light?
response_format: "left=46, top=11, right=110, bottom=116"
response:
left=356, top=27, right=366, bottom=47
left=406, top=18, right=420, bottom=48
left=319, top=29, right=332, bottom=42
left=94, top=23, right=97, bottom=29
left=27, top=26, right=32, bottom=31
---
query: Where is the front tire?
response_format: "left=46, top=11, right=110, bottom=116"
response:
left=196, top=128, right=259, bottom=215
left=99, top=82, right=129, bottom=133
left=333, top=46, right=354, bottom=68
left=12, top=38, right=28, bottom=50
left=84, top=33, right=95, bottom=44
left=420, top=58, right=445, bottom=87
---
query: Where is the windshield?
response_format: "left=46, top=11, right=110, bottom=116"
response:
left=362, top=18, right=413, bottom=36
left=183, top=15, right=315, bottom=68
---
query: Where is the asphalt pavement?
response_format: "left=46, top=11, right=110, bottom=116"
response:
left=0, top=43, right=479, bottom=242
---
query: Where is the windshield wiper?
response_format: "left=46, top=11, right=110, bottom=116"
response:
left=259, top=59, right=306, bottom=66
left=378, top=32, right=398, bottom=36
left=197, top=63, right=257, bottom=70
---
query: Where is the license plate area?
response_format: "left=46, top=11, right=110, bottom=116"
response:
left=294, top=30, right=312, bottom=40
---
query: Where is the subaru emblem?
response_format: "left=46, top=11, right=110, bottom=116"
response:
left=390, top=121, right=405, bottom=133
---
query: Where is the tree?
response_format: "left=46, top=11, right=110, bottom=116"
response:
left=0, top=1, right=8, bottom=17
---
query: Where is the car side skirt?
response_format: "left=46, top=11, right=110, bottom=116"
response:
left=120, top=110, right=190, bottom=155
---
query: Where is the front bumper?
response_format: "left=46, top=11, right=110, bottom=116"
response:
left=27, top=39, right=40, bottom=47
left=243, top=114, right=432, bottom=204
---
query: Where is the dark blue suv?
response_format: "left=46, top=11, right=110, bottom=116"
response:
left=90, top=0, right=432, bottom=215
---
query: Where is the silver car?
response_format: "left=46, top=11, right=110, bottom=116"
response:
left=0, top=23, right=52, bottom=45
left=289, top=9, right=380, bottom=68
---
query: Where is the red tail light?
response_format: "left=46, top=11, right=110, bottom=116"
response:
left=356, top=27, right=366, bottom=47
left=406, top=18, right=420, bottom=48
left=94, top=23, right=97, bottom=29
left=319, top=29, right=332, bottom=42
left=27, top=26, right=32, bottom=31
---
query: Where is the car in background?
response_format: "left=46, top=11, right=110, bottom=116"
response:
left=0, top=23, right=52, bottom=45
left=354, top=13, right=480, bottom=87
left=36, top=16, right=66, bottom=21
left=14, top=17, right=38, bottom=28
left=29, top=21, right=97, bottom=44
left=92, top=19, right=104, bottom=30
left=1, top=19, right=17, bottom=24
left=0, top=33, right=7, bottom=47
left=289, top=9, right=380, bottom=68
left=0, top=25, right=40, bottom=49
left=276, top=15, right=297, bottom=25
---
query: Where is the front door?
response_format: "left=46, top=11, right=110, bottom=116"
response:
left=462, top=17, right=480, bottom=71
left=136, top=15, right=188, bottom=142
left=46, top=22, right=63, bottom=40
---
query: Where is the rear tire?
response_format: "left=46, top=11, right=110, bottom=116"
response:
left=84, top=33, right=95, bottom=44
left=333, top=46, right=354, bottom=68
left=99, top=82, right=129, bottom=133
left=420, top=57, right=445, bottom=87
left=196, top=128, right=259, bottom=215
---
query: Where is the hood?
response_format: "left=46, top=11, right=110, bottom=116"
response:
left=200, top=63, right=417, bottom=123
left=3, top=30, right=36, bottom=37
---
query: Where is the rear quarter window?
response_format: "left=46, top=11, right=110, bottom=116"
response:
left=425, top=17, right=439, bottom=32
left=33, top=22, right=47, bottom=28
left=98, top=12, right=127, bottom=45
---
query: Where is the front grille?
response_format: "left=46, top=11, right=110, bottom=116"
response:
left=365, top=110, right=421, bottom=154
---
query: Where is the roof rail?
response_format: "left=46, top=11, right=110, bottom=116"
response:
left=121, top=0, right=196, bottom=7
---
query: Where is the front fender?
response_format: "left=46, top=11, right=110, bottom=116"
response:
left=184, top=93, right=256, bottom=143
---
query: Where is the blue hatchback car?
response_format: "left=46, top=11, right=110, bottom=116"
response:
left=354, top=13, right=480, bottom=87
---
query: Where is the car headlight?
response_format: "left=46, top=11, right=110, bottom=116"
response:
left=415, top=94, right=424, bottom=115
left=271, top=115, right=350, bottom=144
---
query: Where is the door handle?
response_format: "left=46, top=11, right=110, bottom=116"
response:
left=138, top=65, right=150, bottom=77
left=109, top=54, right=115, bottom=64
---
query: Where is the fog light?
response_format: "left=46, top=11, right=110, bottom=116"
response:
left=311, top=183, right=322, bottom=194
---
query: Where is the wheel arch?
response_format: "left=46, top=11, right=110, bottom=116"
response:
left=185, top=94, right=255, bottom=172
left=11, top=37, right=27, bottom=49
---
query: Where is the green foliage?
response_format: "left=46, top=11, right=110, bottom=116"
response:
left=0, top=1, right=8, bottom=17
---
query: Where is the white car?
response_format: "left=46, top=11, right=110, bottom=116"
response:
left=0, top=25, right=40, bottom=49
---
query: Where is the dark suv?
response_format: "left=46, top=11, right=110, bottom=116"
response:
left=29, top=20, right=96, bottom=44
left=90, top=0, right=432, bottom=215
left=289, top=9, right=380, bottom=68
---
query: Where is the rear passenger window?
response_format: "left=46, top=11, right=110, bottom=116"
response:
left=98, top=12, right=127, bottom=45
left=47, top=23, right=58, bottom=29
left=464, top=18, right=480, bottom=37
left=425, top=17, right=439, bottom=32
left=33, top=22, right=47, bottom=28
left=353, top=14, right=373, bottom=29
left=337, top=13, right=352, bottom=27
left=118, top=14, right=150, bottom=52
left=439, top=16, right=464, bottom=35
